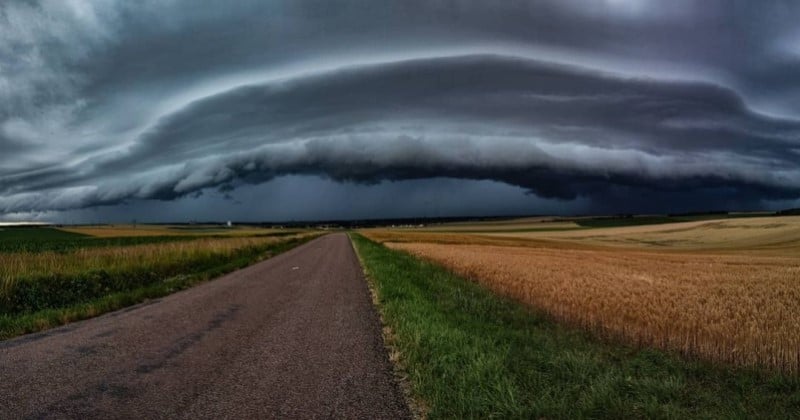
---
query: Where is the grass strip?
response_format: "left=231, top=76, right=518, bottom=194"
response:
left=0, top=235, right=317, bottom=340
left=350, top=233, right=800, bottom=419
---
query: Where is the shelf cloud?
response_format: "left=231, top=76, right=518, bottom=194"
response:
left=2, top=1, right=800, bottom=220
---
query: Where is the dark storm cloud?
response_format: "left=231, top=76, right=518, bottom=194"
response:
left=2, top=1, right=800, bottom=218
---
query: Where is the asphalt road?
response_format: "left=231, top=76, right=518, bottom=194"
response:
left=0, top=233, right=410, bottom=419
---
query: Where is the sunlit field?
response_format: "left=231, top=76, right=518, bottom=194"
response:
left=363, top=215, right=800, bottom=372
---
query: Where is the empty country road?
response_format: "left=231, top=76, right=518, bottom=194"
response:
left=0, top=234, right=410, bottom=419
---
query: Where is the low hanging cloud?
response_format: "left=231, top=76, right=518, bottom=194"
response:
left=2, top=55, right=799, bottom=214
left=3, top=1, right=800, bottom=218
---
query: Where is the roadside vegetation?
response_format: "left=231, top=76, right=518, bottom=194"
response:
left=351, top=233, right=800, bottom=418
left=0, top=227, right=318, bottom=339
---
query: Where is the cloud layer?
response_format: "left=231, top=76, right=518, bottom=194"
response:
left=2, top=1, right=800, bottom=219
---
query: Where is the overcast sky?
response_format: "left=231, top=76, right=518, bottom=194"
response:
left=2, top=0, right=800, bottom=222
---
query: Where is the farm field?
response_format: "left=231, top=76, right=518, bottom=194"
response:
left=0, top=226, right=318, bottom=339
left=0, top=227, right=192, bottom=253
left=59, top=224, right=296, bottom=238
left=362, top=215, right=800, bottom=373
left=0, top=225, right=301, bottom=253
left=352, top=233, right=800, bottom=418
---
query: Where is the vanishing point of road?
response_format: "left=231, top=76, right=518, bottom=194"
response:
left=1, top=234, right=411, bottom=419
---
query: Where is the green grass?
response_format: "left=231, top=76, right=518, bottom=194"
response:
left=350, top=233, right=800, bottom=419
left=0, top=236, right=316, bottom=340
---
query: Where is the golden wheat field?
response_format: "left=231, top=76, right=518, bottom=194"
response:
left=0, top=234, right=307, bottom=288
left=363, top=216, right=800, bottom=372
left=486, top=217, right=800, bottom=255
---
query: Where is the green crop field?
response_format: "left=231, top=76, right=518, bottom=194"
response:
left=0, top=228, right=191, bottom=253
left=0, top=227, right=319, bottom=339
left=0, top=226, right=303, bottom=253
left=0, top=227, right=87, bottom=241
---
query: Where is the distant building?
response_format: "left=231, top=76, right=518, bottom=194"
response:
left=226, top=221, right=233, bottom=228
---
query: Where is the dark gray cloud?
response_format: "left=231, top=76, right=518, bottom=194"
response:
left=10, top=177, right=589, bottom=225
left=2, top=1, right=800, bottom=220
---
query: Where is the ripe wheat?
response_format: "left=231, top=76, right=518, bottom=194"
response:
left=374, top=235, right=800, bottom=373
